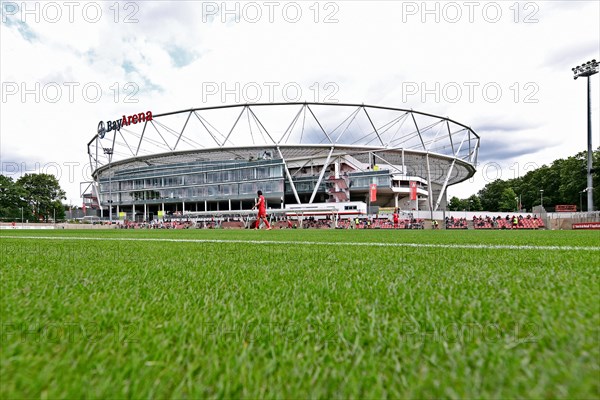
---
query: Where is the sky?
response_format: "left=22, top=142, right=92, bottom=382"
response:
left=1, top=0, right=599, bottom=205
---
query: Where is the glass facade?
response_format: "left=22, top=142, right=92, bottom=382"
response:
left=348, top=171, right=391, bottom=188
left=96, top=154, right=426, bottom=211
left=284, top=176, right=328, bottom=194
left=99, top=159, right=284, bottom=205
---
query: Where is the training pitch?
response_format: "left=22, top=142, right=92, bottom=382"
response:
left=1, top=229, right=599, bottom=398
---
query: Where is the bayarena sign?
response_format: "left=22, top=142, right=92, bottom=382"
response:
left=97, top=111, right=153, bottom=139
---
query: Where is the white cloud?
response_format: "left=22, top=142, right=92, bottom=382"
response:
left=1, top=0, right=599, bottom=204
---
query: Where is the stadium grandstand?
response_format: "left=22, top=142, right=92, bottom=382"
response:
left=82, top=103, right=480, bottom=223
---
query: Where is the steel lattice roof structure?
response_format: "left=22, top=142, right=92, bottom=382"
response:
left=88, top=103, right=480, bottom=211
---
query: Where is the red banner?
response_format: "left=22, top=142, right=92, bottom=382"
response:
left=369, top=183, right=377, bottom=202
left=409, top=181, right=417, bottom=201
left=572, top=222, right=600, bottom=230
left=556, top=205, right=577, bottom=212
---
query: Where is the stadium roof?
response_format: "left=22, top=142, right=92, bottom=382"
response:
left=89, top=103, right=480, bottom=186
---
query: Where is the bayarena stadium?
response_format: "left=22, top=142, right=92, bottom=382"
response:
left=83, top=103, right=479, bottom=225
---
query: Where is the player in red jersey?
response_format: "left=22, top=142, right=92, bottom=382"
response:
left=393, top=208, right=399, bottom=229
left=252, top=190, right=271, bottom=230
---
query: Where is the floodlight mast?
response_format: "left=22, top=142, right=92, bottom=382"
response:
left=572, top=59, right=599, bottom=211
left=103, top=148, right=114, bottom=223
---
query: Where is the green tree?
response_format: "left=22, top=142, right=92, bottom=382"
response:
left=448, top=195, right=481, bottom=211
left=0, top=175, right=27, bottom=220
left=51, top=200, right=66, bottom=221
left=16, top=174, right=66, bottom=222
left=477, top=179, right=508, bottom=211
left=557, top=154, right=586, bottom=205
left=448, top=196, right=467, bottom=211
left=467, top=194, right=482, bottom=211
left=498, top=187, right=518, bottom=212
left=474, top=148, right=599, bottom=211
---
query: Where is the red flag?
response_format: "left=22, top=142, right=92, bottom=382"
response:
left=369, top=183, right=377, bottom=202
left=410, top=181, right=417, bottom=201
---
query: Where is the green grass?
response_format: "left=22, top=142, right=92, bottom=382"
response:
left=1, top=229, right=599, bottom=399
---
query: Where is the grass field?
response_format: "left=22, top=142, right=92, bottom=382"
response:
left=1, top=229, right=599, bottom=399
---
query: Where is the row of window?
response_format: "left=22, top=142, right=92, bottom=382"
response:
left=101, top=180, right=283, bottom=204
left=273, top=175, right=393, bottom=195
left=101, top=166, right=283, bottom=193
left=285, top=181, right=327, bottom=193
left=113, top=159, right=283, bottom=180
left=349, top=176, right=391, bottom=188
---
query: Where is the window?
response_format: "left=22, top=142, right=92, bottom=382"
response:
left=207, top=186, right=217, bottom=197
left=377, top=176, right=390, bottom=186
left=190, top=187, right=206, bottom=197
left=220, top=184, right=233, bottom=196
left=145, top=178, right=160, bottom=188
left=241, top=168, right=255, bottom=180
left=239, top=183, right=255, bottom=194
left=121, top=181, right=133, bottom=190
left=270, top=166, right=283, bottom=178
left=257, top=167, right=269, bottom=179
left=164, top=177, right=182, bottom=186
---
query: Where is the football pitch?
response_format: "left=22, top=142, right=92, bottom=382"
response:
left=1, top=229, right=599, bottom=399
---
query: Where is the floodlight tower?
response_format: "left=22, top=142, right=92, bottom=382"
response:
left=103, top=147, right=114, bottom=223
left=572, top=59, right=599, bottom=211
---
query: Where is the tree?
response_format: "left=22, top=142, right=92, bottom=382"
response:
left=474, top=148, right=599, bottom=211
left=467, top=194, right=482, bottom=211
left=448, top=195, right=481, bottom=211
left=0, top=175, right=27, bottom=220
left=478, top=179, right=508, bottom=211
left=16, top=174, right=66, bottom=222
left=448, top=196, right=464, bottom=211
left=51, top=200, right=66, bottom=221
left=498, top=187, right=518, bottom=212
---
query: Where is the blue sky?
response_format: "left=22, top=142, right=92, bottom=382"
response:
left=1, top=0, right=599, bottom=204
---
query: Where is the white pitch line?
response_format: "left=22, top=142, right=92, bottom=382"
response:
left=1, top=235, right=599, bottom=251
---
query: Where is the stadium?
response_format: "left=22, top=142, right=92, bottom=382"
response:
left=84, top=103, right=480, bottom=222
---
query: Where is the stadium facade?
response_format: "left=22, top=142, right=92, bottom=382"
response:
left=83, top=103, right=479, bottom=221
